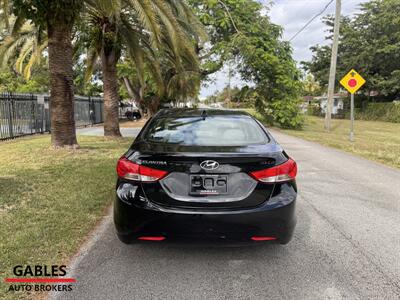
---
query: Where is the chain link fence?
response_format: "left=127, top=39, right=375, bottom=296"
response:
left=0, top=92, right=103, bottom=141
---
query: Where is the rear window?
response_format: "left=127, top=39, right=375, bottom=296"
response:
left=142, top=115, right=269, bottom=146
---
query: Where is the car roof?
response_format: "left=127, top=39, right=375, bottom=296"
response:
left=155, top=108, right=252, bottom=118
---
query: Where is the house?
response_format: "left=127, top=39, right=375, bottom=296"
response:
left=300, top=96, right=314, bottom=113
left=315, top=94, right=345, bottom=115
left=302, top=93, right=346, bottom=115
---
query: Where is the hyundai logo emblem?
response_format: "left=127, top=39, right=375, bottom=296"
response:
left=200, top=160, right=219, bottom=171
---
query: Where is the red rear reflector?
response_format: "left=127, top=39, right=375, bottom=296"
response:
left=251, top=236, right=277, bottom=241
left=117, top=157, right=168, bottom=182
left=250, top=158, right=297, bottom=183
left=138, top=236, right=166, bottom=241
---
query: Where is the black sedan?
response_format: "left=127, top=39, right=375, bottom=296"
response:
left=114, top=109, right=297, bottom=245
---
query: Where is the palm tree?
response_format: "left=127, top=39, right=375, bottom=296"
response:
left=120, top=30, right=203, bottom=116
left=121, top=41, right=203, bottom=115
left=1, top=0, right=83, bottom=147
left=82, top=0, right=206, bottom=135
left=1, top=0, right=205, bottom=141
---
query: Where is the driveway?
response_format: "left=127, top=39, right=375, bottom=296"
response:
left=77, top=126, right=141, bottom=137
left=52, top=129, right=400, bottom=300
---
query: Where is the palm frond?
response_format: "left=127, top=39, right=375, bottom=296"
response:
left=84, top=47, right=100, bottom=83
left=127, top=0, right=161, bottom=48
left=154, top=0, right=200, bottom=67
left=166, top=0, right=208, bottom=43
left=79, top=0, right=204, bottom=105
left=15, top=36, right=34, bottom=74
left=119, top=16, right=146, bottom=86
left=0, top=16, right=47, bottom=77
left=167, top=70, right=200, bottom=99
left=146, top=54, right=165, bottom=97
left=23, top=41, right=47, bottom=80
left=11, top=15, right=26, bottom=36
left=0, top=34, right=31, bottom=68
left=151, top=1, right=184, bottom=69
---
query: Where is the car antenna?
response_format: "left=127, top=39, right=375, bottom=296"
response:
left=201, top=110, right=207, bottom=120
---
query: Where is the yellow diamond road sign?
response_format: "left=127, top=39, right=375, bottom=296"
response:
left=340, top=69, right=366, bottom=94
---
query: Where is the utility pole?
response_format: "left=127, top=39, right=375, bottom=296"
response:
left=325, top=0, right=341, bottom=130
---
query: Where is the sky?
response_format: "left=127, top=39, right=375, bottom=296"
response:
left=199, top=0, right=369, bottom=98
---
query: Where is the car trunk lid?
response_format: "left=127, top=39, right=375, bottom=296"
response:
left=126, top=142, right=287, bottom=209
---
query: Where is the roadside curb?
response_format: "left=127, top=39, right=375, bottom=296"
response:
left=47, top=205, right=113, bottom=300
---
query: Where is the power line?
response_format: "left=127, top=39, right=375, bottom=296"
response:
left=289, top=0, right=335, bottom=42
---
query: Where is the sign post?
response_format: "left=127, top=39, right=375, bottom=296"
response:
left=350, top=93, right=355, bottom=142
left=340, top=69, right=366, bottom=142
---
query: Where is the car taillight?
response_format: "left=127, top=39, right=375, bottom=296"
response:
left=250, top=158, right=297, bottom=183
left=116, top=157, right=168, bottom=182
left=138, top=236, right=166, bottom=241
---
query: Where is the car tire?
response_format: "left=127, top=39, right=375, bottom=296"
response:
left=117, top=233, right=134, bottom=244
left=278, top=231, right=294, bottom=245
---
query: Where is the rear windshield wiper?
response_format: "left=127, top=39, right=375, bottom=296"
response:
left=167, top=117, right=205, bottom=130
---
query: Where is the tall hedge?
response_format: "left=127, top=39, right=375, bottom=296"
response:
left=357, top=102, right=400, bottom=123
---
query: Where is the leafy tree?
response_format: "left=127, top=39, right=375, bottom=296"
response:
left=73, top=60, right=102, bottom=96
left=190, top=0, right=303, bottom=128
left=303, top=0, right=400, bottom=100
left=204, top=85, right=257, bottom=108
left=0, top=64, right=49, bottom=92
left=235, top=23, right=303, bottom=128
left=356, top=0, right=400, bottom=98
left=302, top=15, right=359, bottom=90
left=302, top=73, right=322, bottom=96
left=189, top=0, right=258, bottom=77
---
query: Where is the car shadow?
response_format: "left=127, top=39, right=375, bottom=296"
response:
left=61, top=203, right=314, bottom=300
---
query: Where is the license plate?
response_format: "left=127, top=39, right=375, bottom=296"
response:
left=190, top=175, right=228, bottom=195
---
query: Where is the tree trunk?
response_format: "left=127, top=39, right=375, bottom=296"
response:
left=47, top=21, right=78, bottom=147
left=148, top=97, right=160, bottom=116
left=101, top=46, right=121, bottom=137
left=122, top=77, right=145, bottom=118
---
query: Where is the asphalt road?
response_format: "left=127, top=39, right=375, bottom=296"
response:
left=52, top=129, right=400, bottom=300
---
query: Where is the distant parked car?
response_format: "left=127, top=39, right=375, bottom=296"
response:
left=125, top=110, right=141, bottom=121
left=120, top=102, right=142, bottom=120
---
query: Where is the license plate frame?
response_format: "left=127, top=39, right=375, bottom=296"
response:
left=189, top=175, right=228, bottom=196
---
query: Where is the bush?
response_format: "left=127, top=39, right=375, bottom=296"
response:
left=254, top=98, right=304, bottom=129
left=307, top=103, right=322, bottom=116
left=357, top=102, right=400, bottom=123
left=269, top=99, right=304, bottom=129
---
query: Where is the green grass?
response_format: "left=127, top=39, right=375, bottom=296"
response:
left=0, top=135, right=131, bottom=299
left=276, top=116, right=400, bottom=169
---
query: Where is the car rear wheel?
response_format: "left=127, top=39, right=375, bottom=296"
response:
left=117, top=233, right=134, bottom=244
left=278, top=230, right=294, bottom=245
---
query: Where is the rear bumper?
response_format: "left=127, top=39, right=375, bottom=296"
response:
left=114, top=183, right=297, bottom=244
